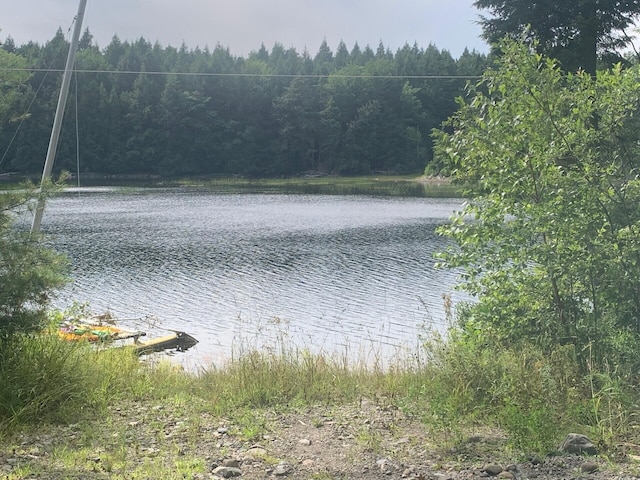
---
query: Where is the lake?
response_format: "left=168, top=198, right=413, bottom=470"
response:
left=39, top=188, right=466, bottom=368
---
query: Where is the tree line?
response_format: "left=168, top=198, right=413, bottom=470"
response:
left=0, top=31, right=488, bottom=178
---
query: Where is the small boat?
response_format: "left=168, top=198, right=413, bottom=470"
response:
left=134, top=331, right=199, bottom=355
left=58, top=319, right=198, bottom=355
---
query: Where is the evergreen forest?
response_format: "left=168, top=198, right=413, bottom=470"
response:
left=0, top=29, right=488, bottom=178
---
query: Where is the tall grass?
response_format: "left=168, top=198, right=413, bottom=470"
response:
left=0, top=333, right=141, bottom=428
left=199, top=348, right=370, bottom=410
left=1, top=320, right=639, bottom=458
left=410, top=330, right=640, bottom=455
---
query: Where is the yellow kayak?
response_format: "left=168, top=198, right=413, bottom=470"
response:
left=58, top=322, right=145, bottom=342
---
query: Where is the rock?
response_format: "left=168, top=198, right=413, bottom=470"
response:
left=377, top=458, right=391, bottom=473
left=483, top=464, right=503, bottom=475
left=245, top=447, right=267, bottom=459
left=211, top=466, right=242, bottom=478
left=192, top=474, right=214, bottom=480
left=558, top=433, right=598, bottom=455
left=222, top=458, right=240, bottom=468
left=581, top=461, right=599, bottom=473
left=142, top=447, right=159, bottom=457
left=298, top=438, right=311, bottom=446
left=273, top=463, right=291, bottom=476
left=402, top=465, right=416, bottom=477
left=497, top=471, right=514, bottom=479
left=432, top=474, right=453, bottom=480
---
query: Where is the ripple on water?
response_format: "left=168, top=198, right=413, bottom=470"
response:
left=43, top=190, right=466, bottom=367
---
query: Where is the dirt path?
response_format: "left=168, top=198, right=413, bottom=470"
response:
left=2, top=398, right=638, bottom=479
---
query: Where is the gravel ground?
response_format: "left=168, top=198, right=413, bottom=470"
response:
left=2, top=397, right=640, bottom=479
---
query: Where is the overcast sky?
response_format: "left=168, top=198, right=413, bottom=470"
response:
left=1, top=0, right=488, bottom=59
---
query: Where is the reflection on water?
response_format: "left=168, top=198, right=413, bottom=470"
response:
left=40, top=188, right=465, bottom=368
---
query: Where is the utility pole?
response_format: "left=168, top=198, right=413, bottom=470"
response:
left=31, top=0, right=87, bottom=234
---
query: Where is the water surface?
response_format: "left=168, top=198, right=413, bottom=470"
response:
left=41, top=188, right=465, bottom=367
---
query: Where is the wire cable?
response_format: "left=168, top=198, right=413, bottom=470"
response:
left=0, top=22, right=77, bottom=169
left=0, top=67, right=482, bottom=80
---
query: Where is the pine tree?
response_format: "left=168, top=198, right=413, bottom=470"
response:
left=474, top=0, right=640, bottom=75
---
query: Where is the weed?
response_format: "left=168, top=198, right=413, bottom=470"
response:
left=498, top=401, right=561, bottom=455
left=174, top=457, right=206, bottom=476
left=356, top=424, right=383, bottom=452
left=584, top=365, right=638, bottom=450
left=4, top=464, right=35, bottom=479
left=231, top=409, right=269, bottom=442
left=310, top=472, right=344, bottom=480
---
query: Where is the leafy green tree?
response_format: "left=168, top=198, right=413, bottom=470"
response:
left=121, top=72, right=164, bottom=173
left=67, top=43, right=117, bottom=174
left=0, top=187, right=69, bottom=338
left=6, top=33, right=69, bottom=174
left=0, top=50, right=29, bottom=129
left=157, top=74, right=231, bottom=175
left=335, top=41, right=350, bottom=69
left=434, top=40, right=640, bottom=371
left=474, top=0, right=640, bottom=75
left=1, top=31, right=486, bottom=177
left=273, top=77, right=327, bottom=173
left=0, top=51, right=68, bottom=337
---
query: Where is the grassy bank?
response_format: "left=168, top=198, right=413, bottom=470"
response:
left=177, top=174, right=460, bottom=198
left=1, top=328, right=639, bottom=478
left=47, top=174, right=461, bottom=198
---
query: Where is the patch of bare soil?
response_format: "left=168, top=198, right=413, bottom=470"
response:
left=2, top=398, right=640, bottom=479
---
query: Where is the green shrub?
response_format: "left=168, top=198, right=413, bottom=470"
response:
left=434, top=39, right=640, bottom=374
left=0, top=333, right=141, bottom=429
left=498, top=401, right=560, bottom=455
left=418, top=330, right=587, bottom=454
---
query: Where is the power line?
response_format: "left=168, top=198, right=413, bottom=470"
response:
left=0, top=67, right=481, bottom=80
left=0, top=28, right=74, bottom=169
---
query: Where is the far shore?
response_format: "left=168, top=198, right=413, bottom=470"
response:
left=49, top=173, right=461, bottom=197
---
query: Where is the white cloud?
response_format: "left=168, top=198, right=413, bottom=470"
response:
left=1, top=0, right=487, bottom=57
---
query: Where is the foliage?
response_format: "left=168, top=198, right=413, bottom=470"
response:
left=474, top=0, right=640, bottom=75
left=198, top=348, right=371, bottom=410
left=433, top=39, right=640, bottom=372
left=0, top=49, right=30, bottom=127
left=582, top=368, right=638, bottom=449
left=416, top=329, right=640, bottom=456
left=1, top=317, right=639, bottom=458
left=0, top=32, right=488, bottom=178
left=0, top=182, right=69, bottom=338
left=0, top=41, right=69, bottom=339
left=0, top=332, right=141, bottom=427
